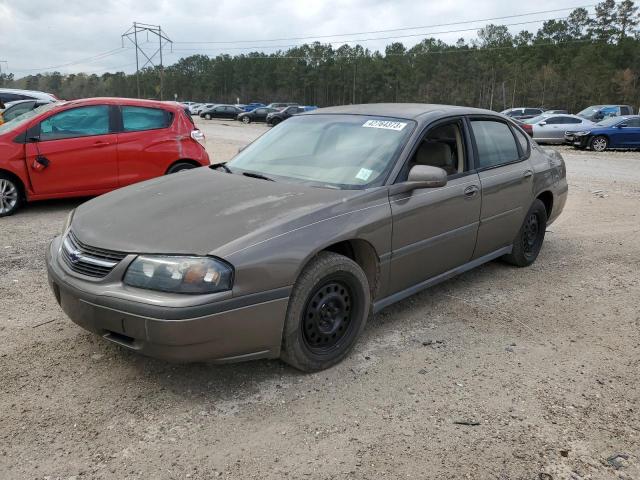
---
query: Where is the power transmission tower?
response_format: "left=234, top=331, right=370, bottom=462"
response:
left=121, top=22, right=172, bottom=100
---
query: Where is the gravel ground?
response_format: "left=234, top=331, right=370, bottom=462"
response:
left=1, top=118, right=639, bottom=480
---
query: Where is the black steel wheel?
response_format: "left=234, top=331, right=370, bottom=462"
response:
left=502, top=199, right=548, bottom=267
left=302, top=279, right=356, bottom=353
left=281, top=252, right=370, bottom=372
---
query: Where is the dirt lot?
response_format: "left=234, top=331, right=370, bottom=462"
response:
left=1, top=118, right=639, bottom=479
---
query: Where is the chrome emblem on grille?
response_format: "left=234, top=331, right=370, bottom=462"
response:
left=68, top=249, right=81, bottom=263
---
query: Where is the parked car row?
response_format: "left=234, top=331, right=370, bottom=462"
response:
left=564, top=115, right=640, bottom=151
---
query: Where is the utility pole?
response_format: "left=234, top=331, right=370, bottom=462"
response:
left=121, top=22, right=172, bottom=100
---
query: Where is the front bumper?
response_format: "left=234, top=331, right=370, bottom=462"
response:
left=46, top=237, right=290, bottom=363
left=564, top=133, right=589, bottom=148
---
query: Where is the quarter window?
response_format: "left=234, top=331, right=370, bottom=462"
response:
left=39, top=105, right=109, bottom=141
left=471, top=120, right=520, bottom=168
left=122, top=106, right=172, bottom=132
left=513, top=127, right=529, bottom=153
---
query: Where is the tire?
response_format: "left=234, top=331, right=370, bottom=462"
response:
left=242, top=116, right=251, bottom=124
left=0, top=173, right=24, bottom=217
left=166, top=162, right=196, bottom=174
left=204, top=114, right=212, bottom=120
left=502, top=199, right=548, bottom=267
left=271, top=117, right=281, bottom=126
left=590, top=135, right=608, bottom=152
left=281, top=252, right=371, bottom=372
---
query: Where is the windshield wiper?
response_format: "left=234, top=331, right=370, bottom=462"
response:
left=242, top=171, right=275, bottom=182
left=211, top=162, right=233, bottom=173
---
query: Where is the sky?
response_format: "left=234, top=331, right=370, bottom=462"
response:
left=0, top=0, right=596, bottom=77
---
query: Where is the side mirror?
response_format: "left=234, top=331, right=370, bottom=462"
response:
left=617, top=123, right=627, bottom=128
left=539, top=121, right=547, bottom=126
left=390, top=165, right=447, bottom=195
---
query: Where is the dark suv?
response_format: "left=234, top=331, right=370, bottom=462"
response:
left=266, top=105, right=306, bottom=126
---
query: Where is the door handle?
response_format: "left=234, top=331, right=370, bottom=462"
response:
left=522, top=170, right=533, bottom=178
left=464, top=185, right=479, bottom=197
left=92, top=141, right=111, bottom=147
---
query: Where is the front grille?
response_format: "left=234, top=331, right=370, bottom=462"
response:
left=61, top=231, right=127, bottom=278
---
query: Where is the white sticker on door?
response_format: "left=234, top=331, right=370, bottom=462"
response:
left=362, top=119, right=407, bottom=131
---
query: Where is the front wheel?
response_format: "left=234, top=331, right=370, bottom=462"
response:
left=590, top=135, right=608, bottom=152
left=242, top=116, right=251, bottom=124
left=0, top=174, right=23, bottom=217
left=205, top=114, right=212, bottom=120
left=502, top=199, right=548, bottom=267
left=281, top=252, right=371, bottom=372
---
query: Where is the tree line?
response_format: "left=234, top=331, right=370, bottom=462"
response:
left=1, top=0, right=639, bottom=113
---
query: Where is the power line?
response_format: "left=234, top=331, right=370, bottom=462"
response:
left=169, top=14, right=594, bottom=53
left=175, top=4, right=596, bottom=44
left=11, top=47, right=129, bottom=74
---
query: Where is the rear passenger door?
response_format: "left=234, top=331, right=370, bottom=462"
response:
left=618, top=118, right=640, bottom=147
left=469, top=118, right=534, bottom=259
left=115, top=105, right=175, bottom=186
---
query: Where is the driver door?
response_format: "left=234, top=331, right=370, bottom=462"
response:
left=388, top=118, right=481, bottom=294
left=25, top=105, right=118, bottom=194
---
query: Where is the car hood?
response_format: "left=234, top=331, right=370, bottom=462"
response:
left=71, top=167, right=361, bottom=257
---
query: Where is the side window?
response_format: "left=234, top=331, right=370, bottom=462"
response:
left=4, top=102, right=36, bottom=122
left=122, top=106, right=172, bottom=132
left=625, top=118, right=640, bottom=127
left=545, top=117, right=563, bottom=125
left=0, top=93, right=23, bottom=103
left=601, top=106, right=618, bottom=117
left=255, top=108, right=265, bottom=114
left=39, top=105, right=109, bottom=141
left=513, top=127, right=530, bottom=153
left=620, top=106, right=631, bottom=115
left=525, top=108, right=542, bottom=115
left=565, top=117, right=582, bottom=124
left=409, top=121, right=466, bottom=177
left=470, top=120, right=520, bottom=169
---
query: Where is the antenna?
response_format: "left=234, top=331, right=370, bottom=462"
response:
left=121, top=22, right=172, bottom=100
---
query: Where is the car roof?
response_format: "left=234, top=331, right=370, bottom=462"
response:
left=305, top=103, right=496, bottom=120
left=54, top=97, right=183, bottom=111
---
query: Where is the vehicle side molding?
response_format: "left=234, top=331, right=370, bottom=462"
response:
left=372, top=246, right=512, bottom=313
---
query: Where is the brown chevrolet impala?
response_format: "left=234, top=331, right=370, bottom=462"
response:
left=46, top=104, right=567, bottom=371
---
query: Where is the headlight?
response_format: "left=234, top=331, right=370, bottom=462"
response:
left=575, top=131, right=591, bottom=136
left=61, top=209, right=75, bottom=235
left=123, top=256, right=233, bottom=294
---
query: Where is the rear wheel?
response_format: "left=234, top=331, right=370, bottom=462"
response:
left=271, top=117, right=281, bottom=126
left=242, top=116, right=251, bottom=124
left=502, top=199, right=547, bottom=267
left=590, top=135, right=608, bottom=152
left=0, top=174, right=23, bottom=217
left=281, top=252, right=370, bottom=372
left=166, top=162, right=197, bottom=174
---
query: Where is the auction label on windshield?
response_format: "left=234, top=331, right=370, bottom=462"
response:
left=362, top=119, right=407, bottom=131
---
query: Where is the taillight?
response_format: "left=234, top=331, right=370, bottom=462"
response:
left=521, top=124, right=533, bottom=137
left=190, top=129, right=206, bottom=147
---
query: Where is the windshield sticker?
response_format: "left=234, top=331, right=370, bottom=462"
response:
left=362, top=119, right=407, bottom=131
left=355, top=168, right=373, bottom=181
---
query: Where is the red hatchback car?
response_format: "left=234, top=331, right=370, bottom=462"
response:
left=0, top=98, right=210, bottom=216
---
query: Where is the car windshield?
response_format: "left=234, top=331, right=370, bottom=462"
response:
left=597, top=116, right=626, bottom=127
left=578, top=106, right=604, bottom=116
left=227, top=114, right=415, bottom=189
left=0, top=102, right=58, bottom=134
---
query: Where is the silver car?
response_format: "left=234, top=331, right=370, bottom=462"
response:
left=524, top=114, right=596, bottom=144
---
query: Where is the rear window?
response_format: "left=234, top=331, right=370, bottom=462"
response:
left=122, top=106, right=173, bottom=132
